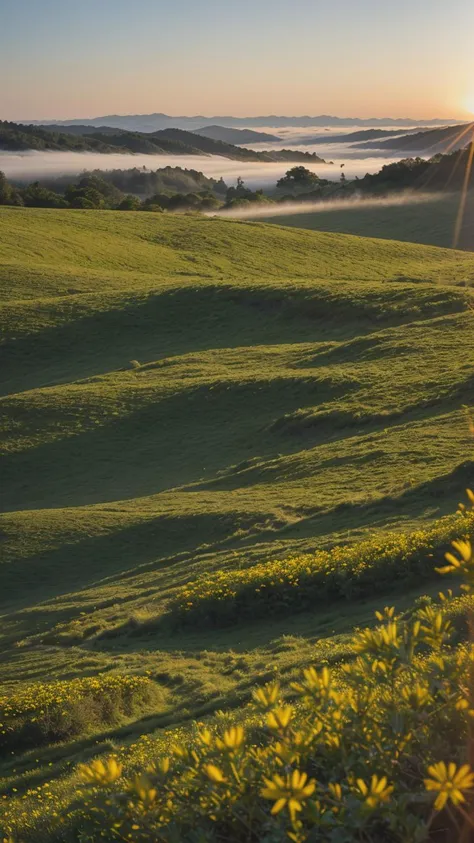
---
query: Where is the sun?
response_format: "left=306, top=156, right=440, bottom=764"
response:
left=464, top=93, right=474, bottom=116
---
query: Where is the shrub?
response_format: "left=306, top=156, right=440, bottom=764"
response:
left=170, top=511, right=474, bottom=626
left=0, top=674, right=161, bottom=752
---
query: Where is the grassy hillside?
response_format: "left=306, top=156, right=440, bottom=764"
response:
left=1, top=207, right=474, bottom=838
left=260, top=192, right=474, bottom=251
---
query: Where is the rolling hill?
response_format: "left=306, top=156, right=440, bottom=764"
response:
left=193, top=125, right=281, bottom=143
left=0, top=120, right=326, bottom=162
left=40, top=123, right=282, bottom=144
left=356, top=122, right=474, bottom=153
left=300, top=127, right=426, bottom=144
left=259, top=192, right=474, bottom=251
left=1, top=207, right=474, bottom=838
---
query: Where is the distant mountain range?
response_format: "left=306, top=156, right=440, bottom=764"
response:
left=24, top=112, right=460, bottom=133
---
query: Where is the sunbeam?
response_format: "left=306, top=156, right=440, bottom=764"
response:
left=453, top=134, right=474, bottom=248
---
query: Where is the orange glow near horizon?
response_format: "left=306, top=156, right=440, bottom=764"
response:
left=464, top=95, right=474, bottom=117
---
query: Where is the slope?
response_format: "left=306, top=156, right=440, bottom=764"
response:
left=357, top=121, right=474, bottom=152
left=259, top=192, right=474, bottom=251
left=193, top=125, right=281, bottom=143
left=1, top=208, right=474, bottom=837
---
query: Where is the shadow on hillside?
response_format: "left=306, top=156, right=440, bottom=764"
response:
left=2, top=279, right=465, bottom=396
left=2, top=375, right=353, bottom=511
left=0, top=509, right=266, bottom=611
left=0, top=283, right=381, bottom=396
left=2, top=455, right=471, bottom=625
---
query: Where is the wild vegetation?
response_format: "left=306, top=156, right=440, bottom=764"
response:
left=170, top=512, right=474, bottom=626
left=1, top=207, right=474, bottom=840
left=0, top=675, right=160, bottom=752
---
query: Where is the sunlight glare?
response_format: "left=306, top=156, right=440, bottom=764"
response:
left=465, top=93, right=474, bottom=115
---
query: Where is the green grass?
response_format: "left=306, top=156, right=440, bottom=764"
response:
left=259, top=192, right=474, bottom=251
left=1, top=206, right=474, bottom=838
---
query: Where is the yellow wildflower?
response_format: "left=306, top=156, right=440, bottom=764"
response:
left=267, top=706, right=293, bottom=731
left=131, top=773, right=157, bottom=808
left=205, top=764, right=226, bottom=784
left=355, top=775, right=394, bottom=808
left=252, top=682, right=280, bottom=709
left=78, top=758, right=122, bottom=785
left=261, top=770, right=316, bottom=821
left=424, top=762, right=474, bottom=811
left=216, top=726, right=245, bottom=752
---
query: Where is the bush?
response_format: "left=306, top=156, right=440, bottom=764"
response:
left=0, top=674, right=161, bottom=752
left=170, top=511, right=474, bottom=627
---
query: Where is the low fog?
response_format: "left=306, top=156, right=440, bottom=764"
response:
left=211, top=192, right=445, bottom=220
left=0, top=150, right=404, bottom=190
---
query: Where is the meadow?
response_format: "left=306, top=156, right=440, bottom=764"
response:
left=1, top=206, right=474, bottom=839
left=260, top=192, right=474, bottom=251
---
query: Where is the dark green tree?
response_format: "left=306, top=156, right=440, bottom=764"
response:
left=0, top=170, right=13, bottom=203
left=65, top=185, right=107, bottom=209
left=22, top=182, right=67, bottom=208
left=276, top=167, right=321, bottom=190
left=0, top=170, right=23, bottom=205
left=117, top=195, right=142, bottom=211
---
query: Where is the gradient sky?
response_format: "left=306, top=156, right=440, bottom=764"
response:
left=1, top=0, right=473, bottom=121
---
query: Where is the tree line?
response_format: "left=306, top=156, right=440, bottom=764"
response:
left=1, top=148, right=472, bottom=213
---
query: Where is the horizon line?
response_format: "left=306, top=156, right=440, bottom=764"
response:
left=16, top=111, right=464, bottom=124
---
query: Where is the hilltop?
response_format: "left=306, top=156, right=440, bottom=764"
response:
left=1, top=207, right=474, bottom=838
left=194, top=125, right=282, bottom=143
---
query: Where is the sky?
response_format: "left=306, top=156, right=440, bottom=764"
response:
left=1, top=0, right=473, bottom=122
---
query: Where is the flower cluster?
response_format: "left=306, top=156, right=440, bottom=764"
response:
left=68, top=597, right=474, bottom=842
left=3, top=493, right=474, bottom=842
left=170, top=510, right=474, bottom=626
left=0, top=674, right=157, bottom=752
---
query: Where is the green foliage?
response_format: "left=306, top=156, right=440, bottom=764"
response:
left=5, top=524, right=474, bottom=841
left=0, top=170, right=23, bottom=205
left=171, top=513, right=474, bottom=626
left=224, top=177, right=275, bottom=207
left=117, top=194, right=142, bottom=211
left=276, top=166, right=328, bottom=190
left=0, top=675, right=161, bottom=753
left=0, top=165, right=225, bottom=212
left=82, top=165, right=222, bottom=198
left=359, top=145, right=474, bottom=193
left=0, top=120, right=114, bottom=152
left=22, top=182, right=68, bottom=209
